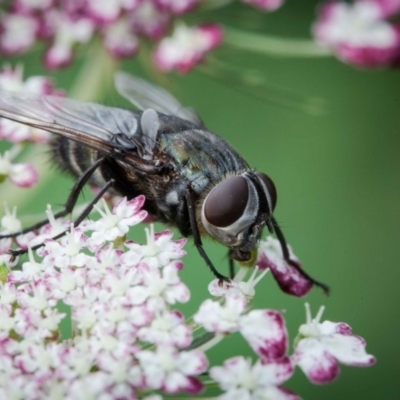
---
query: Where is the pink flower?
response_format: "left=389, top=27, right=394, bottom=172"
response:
left=313, top=0, right=400, bottom=67
left=14, top=0, right=54, bottom=13
left=0, top=150, right=38, bottom=188
left=257, top=236, right=313, bottom=297
left=130, top=1, right=170, bottom=39
left=102, top=17, right=139, bottom=58
left=210, top=356, right=299, bottom=400
left=195, top=289, right=290, bottom=362
left=293, top=303, right=376, bottom=384
left=85, top=0, right=139, bottom=24
left=242, top=0, right=285, bottom=12
left=153, top=23, right=223, bottom=73
left=0, top=1, right=222, bottom=70
left=0, top=13, right=39, bottom=55
left=43, top=11, right=94, bottom=69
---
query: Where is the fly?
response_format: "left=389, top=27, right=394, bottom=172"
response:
left=0, top=72, right=328, bottom=292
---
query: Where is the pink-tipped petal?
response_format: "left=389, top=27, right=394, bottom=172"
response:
left=257, top=237, right=312, bottom=296
left=294, top=338, right=339, bottom=384
left=319, top=320, right=352, bottom=336
left=240, top=310, right=288, bottom=360
left=258, top=357, right=294, bottom=386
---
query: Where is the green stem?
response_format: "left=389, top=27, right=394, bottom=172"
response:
left=70, top=41, right=119, bottom=101
left=199, top=0, right=234, bottom=11
left=224, top=26, right=331, bottom=58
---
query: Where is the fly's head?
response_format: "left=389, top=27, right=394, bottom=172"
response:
left=200, top=171, right=277, bottom=264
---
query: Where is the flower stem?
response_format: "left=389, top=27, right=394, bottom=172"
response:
left=224, top=26, right=331, bottom=58
left=198, top=333, right=226, bottom=352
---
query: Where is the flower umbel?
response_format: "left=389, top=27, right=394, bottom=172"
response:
left=0, top=196, right=207, bottom=398
left=0, top=195, right=377, bottom=398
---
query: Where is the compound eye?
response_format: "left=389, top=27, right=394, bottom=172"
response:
left=204, top=176, right=249, bottom=227
left=256, top=172, right=277, bottom=212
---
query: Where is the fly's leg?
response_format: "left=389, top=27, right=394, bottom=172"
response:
left=228, top=257, right=235, bottom=279
left=185, top=188, right=230, bottom=282
left=10, top=178, right=115, bottom=260
left=0, top=158, right=106, bottom=239
left=271, top=216, right=330, bottom=294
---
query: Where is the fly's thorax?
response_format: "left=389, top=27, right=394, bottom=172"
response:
left=199, top=171, right=277, bottom=257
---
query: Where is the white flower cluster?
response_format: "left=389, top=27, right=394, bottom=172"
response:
left=0, top=196, right=208, bottom=398
left=0, top=195, right=376, bottom=399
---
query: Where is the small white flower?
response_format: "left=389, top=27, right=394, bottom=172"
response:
left=210, top=356, right=299, bottom=400
left=293, top=303, right=376, bottom=383
left=208, top=265, right=269, bottom=299
left=124, top=224, right=186, bottom=269
left=127, top=261, right=190, bottom=311
left=27, top=205, right=69, bottom=250
left=153, top=22, right=223, bottom=73
left=137, top=309, right=192, bottom=348
left=194, top=293, right=247, bottom=333
left=1, top=203, right=22, bottom=234
left=89, top=196, right=147, bottom=247
left=136, top=345, right=207, bottom=394
left=9, top=247, right=45, bottom=282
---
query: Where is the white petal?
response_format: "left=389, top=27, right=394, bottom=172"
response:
left=322, top=334, right=376, bottom=366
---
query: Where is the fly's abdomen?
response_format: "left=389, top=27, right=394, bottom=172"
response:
left=50, top=137, right=106, bottom=187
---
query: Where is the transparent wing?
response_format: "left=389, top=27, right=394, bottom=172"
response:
left=114, top=71, right=202, bottom=126
left=0, top=90, right=143, bottom=157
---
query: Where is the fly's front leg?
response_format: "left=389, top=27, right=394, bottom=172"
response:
left=185, top=188, right=229, bottom=282
left=10, top=178, right=115, bottom=260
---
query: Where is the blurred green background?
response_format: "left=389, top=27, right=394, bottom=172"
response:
left=1, top=1, right=399, bottom=399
